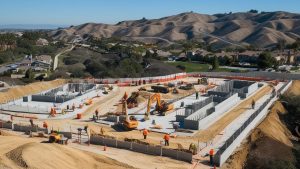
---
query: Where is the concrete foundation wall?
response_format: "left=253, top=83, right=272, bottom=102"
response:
left=117, top=140, right=131, bottom=150
left=59, top=132, right=72, bottom=139
left=132, top=143, right=148, bottom=153
left=0, top=121, right=13, bottom=129
left=90, top=135, right=192, bottom=162
left=215, top=95, right=276, bottom=166
left=198, top=93, right=240, bottom=130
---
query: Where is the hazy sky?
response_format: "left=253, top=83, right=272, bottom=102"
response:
left=1, top=0, right=300, bottom=25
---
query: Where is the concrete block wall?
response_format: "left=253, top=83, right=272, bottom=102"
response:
left=90, top=135, right=192, bottom=162
left=198, top=93, right=240, bottom=130
left=117, top=140, right=131, bottom=150
left=214, top=94, right=276, bottom=166
left=0, top=121, right=13, bottom=129
left=59, top=132, right=72, bottom=139
left=13, top=124, right=37, bottom=132
left=132, top=143, right=148, bottom=153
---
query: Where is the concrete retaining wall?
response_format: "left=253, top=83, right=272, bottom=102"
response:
left=13, top=124, right=48, bottom=134
left=90, top=135, right=192, bottom=162
left=59, top=132, right=72, bottom=139
left=0, top=121, right=13, bottom=129
left=198, top=93, right=240, bottom=130
left=215, top=95, right=276, bottom=166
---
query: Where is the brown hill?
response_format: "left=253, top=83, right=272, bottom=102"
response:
left=50, top=11, right=300, bottom=48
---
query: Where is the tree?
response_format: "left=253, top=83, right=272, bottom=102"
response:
left=249, top=9, right=258, bottom=13
left=212, top=56, right=219, bottom=70
left=257, top=52, right=276, bottom=69
left=25, top=68, right=34, bottom=81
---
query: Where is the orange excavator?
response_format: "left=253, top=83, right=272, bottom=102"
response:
left=145, top=93, right=174, bottom=118
left=122, top=101, right=139, bottom=130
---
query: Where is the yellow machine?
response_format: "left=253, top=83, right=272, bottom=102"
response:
left=49, top=132, right=61, bottom=143
left=122, top=101, right=139, bottom=130
left=145, top=93, right=174, bottom=118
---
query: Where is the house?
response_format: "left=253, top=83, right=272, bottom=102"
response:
left=35, top=55, right=53, bottom=65
left=31, top=55, right=53, bottom=71
left=237, top=51, right=261, bottom=64
left=36, top=38, right=49, bottom=46
left=273, top=50, right=297, bottom=65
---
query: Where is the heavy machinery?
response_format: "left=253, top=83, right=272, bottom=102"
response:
left=151, top=85, right=170, bottom=93
left=122, top=101, right=139, bottom=130
left=145, top=93, right=174, bottom=118
left=179, top=83, right=193, bottom=90
left=198, top=77, right=208, bottom=85
left=49, top=131, right=61, bottom=143
left=127, top=92, right=139, bottom=109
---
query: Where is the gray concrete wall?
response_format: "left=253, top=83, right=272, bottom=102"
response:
left=59, top=132, right=72, bottom=139
left=90, top=135, right=192, bottom=162
left=198, top=93, right=240, bottom=130
left=117, top=140, right=131, bottom=150
left=132, top=142, right=148, bottom=153
left=0, top=121, right=12, bottom=129
left=215, top=94, right=276, bottom=166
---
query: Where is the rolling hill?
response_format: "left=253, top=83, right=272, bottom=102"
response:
left=50, top=11, right=300, bottom=48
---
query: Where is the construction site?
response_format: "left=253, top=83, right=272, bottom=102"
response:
left=0, top=73, right=294, bottom=169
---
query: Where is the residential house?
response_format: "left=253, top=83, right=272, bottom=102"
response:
left=31, top=55, right=53, bottom=71
left=237, top=51, right=261, bottom=64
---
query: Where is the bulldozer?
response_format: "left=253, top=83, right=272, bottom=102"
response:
left=145, top=93, right=174, bottom=118
left=122, top=101, right=138, bottom=130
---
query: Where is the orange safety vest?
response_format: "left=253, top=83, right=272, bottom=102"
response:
left=143, top=130, right=149, bottom=136
left=209, top=149, right=214, bottom=156
left=164, top=134, right=170, bottom=141
left=43, top=122, right=48, bottom=128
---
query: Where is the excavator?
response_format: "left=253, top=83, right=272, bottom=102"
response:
left=122, top=101, right=139, bottom=130
left=145, top=93, right=174, bottom=118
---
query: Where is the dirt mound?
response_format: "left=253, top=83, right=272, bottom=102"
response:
left=223, top=101, right=295, bottom=169
left=0, top=79, right=66, bottom=103
left=0, top=136, right=133, bottom=169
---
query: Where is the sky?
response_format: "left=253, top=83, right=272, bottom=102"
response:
left=0, top=0, right=300, bottom=26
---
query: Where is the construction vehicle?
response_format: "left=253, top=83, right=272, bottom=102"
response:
left=198, top=78, right=208, bottom=85
left=127, top=92, right=139, bottom=109
left=49, top=131, right=61, bottom=143
left=151, top=85, right=170, bottom=93
left=179, top=83, right=193, bottom=90
left=122, top=101, right=139, bottom=130
left=145, top=93, right=174, bottom=118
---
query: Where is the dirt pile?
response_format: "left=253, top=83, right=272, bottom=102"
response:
left=0, top=136, right=133, bottom=169
left=222, top=101, right=295, bottom=169
left=0, top=79, right=66, bottom=103
left=287, top=80, right=300, bottom=96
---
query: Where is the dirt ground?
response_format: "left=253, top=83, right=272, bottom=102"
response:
left=0, top=79, right=66, bottom=103
left=222, top=80, right=300, bottom=169
left=194, top=85, right=273, bottom=142
left=0, top=135, right=133, bottom=169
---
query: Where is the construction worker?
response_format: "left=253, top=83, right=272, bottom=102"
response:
left=95, top=109, right=99, bottom=120
left=164, top=133, right=170, bottom=146
left=142, top=128, right=149, bottom=139
left=251, top=99, right=255, bottom=109
left=29, top=118, right=34, bottom=127
left=196, top=92, right=199, bottom=100
left=43, top=121, right=48, bottom=129
left=72, top=104, right=76, bottom=111
left=209, top=148, right=214, bottom=166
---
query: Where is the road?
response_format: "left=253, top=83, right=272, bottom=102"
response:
left=53, top=44, right=75, bottom=70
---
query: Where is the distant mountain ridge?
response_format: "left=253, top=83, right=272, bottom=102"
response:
left=50, top=11, right=300, bottom=48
